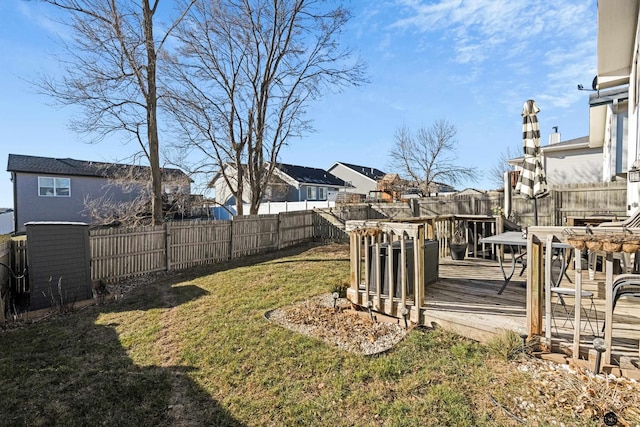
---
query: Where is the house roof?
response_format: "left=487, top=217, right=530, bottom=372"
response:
left=330, top=162, right=386, bottom=181
left=508, top=136, right=591, bottom=164
left=7, top=154, right=190, bottom=181
left=276, top=163, right=345, bottom=186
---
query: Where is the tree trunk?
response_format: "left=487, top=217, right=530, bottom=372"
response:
left=235, top=164, right=244, bottom=216
left=143, top=0, right=163, bottom=225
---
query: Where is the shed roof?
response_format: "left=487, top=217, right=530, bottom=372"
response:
left=7, top=154, right=189, bottom=181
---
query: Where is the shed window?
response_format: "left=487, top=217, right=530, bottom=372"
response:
left=39, top=177, right=71, bottom=197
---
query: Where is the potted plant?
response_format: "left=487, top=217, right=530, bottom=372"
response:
left=449, top=222, right=467, bottom=260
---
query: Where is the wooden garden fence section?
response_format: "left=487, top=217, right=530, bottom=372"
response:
left=412, top=181, right=628, bottom=227
left=89, top=211, right=335, bottom=282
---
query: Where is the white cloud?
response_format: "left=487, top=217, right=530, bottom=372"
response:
left=389, top=0, right=595, bottom=66
left=15, top=1, right=71, bottom=41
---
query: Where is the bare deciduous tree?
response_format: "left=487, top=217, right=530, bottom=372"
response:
left=82, top=163, right=193, bottom=227
left=388, top=120, right=477, bottom=196
left=37, top=0, right=195, bottom=225
left=489, top=145, right=519, bottom=189
left=164, top=0, right=367, bottom=215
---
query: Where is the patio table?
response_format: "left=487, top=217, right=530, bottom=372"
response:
left=480, top=231, right=572, bottom=294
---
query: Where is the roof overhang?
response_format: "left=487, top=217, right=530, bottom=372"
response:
left=596, top=0, right=639, bottom=90
left=588, top=88, right=629, bottom=148
left=541, top=140, right=591, bottom=154
left=507, top=138, right=592, bottom=166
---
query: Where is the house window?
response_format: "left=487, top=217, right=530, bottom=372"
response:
left=614, top=101, right=628, bottom=175
left=306, top=186, right=317, bottom=200
left=318, top=187, right=327, bottom=200
left=39, top=177, right=71, bottom=197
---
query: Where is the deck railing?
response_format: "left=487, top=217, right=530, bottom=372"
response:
left=526, top=226, right=640, bottom=368
left=346, top=215, right=504, bottom=324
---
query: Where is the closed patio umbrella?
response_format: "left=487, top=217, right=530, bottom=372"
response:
left=515, top=99, right=548, bottom=225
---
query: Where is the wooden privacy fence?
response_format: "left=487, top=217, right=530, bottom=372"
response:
left=89, top=211, right=339, bottom=282
left=280, top=211, right=316, bottom=248
left=411, top=181, right=628, bottom=227
left=313, top=212, right=349, bottom=242
left=167, top=220, right=232, bottom=270
left=416, top=194, right=503, bottom=217
left=552, top=182, right=627, bottom=223
left=91, top=225, right=167, bottom=281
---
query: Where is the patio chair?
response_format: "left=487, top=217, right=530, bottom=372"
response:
left=550, top=287, right=598, bottom=337
left=600, top=273, right=640, bottom=335
left=596, top=208, right=640, bottom=228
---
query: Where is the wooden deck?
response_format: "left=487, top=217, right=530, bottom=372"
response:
left=345, top=217, right=640, bottom=377
left=425, top=256, right=640, bottom=373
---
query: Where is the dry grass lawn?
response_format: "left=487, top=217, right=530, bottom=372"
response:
left=1, top=242, right=638, bottom=426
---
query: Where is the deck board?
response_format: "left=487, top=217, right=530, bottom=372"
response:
left=423, top=257, right=640, bottom=367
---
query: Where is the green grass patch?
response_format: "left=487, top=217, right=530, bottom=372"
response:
left=0, top=242, right=610, bottom=426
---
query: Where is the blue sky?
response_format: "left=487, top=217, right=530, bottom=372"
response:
left=0, top=0, right=597, bottom=209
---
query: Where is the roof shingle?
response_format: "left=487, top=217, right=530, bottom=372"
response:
left=277, top=163, right=345, bottom=186
left=7, top=154, right=189, bottom=181
left=336, top=162, right=386, bottom=180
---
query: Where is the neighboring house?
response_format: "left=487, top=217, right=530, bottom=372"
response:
left=210, top=162, right=348, bottom=218
left=503, top=0, right=640, bottom=207
left=592, top=0, right=639, bottom=213
left=428, top=182, right=457, bottom=195
left=7, top=154, right=191, bottom=232
left=455, top=188, right=487, bottom=196
left=272, top=163, right=347, bottom=201
left=372, top=173, right=456, bottom=201
left=508, top=135, right=603, bottom=187
left=0, top=208, right=14, bottom=235
left=327, top=162, right=386, bottom=198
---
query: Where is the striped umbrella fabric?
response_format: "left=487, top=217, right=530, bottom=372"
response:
left=515, top=99, right=548, bottom=199
left=515, top=99, right=548, bottom=225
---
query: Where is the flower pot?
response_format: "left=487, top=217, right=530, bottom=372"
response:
left=450, top=243, right=467, bottom=260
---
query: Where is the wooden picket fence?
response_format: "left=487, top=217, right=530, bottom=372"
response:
left=86, top=211, right=341, bottom=282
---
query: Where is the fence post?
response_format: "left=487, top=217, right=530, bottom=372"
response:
left=230, top=217, right=236, bottom=259
left=527, top=234, right=544, bottom=335
left=277, top=212, right=282, bottom=250
left=165, top=222, right=171, bottom=272
left=552, top=188, right=559, bottom=226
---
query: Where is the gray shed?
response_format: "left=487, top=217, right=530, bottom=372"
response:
left=25, top=222, right=92, bottom=310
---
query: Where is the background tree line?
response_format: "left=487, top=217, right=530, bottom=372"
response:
left=37, top=0, right=482, bottom=225
left=37, top=0, right=366, bottom=224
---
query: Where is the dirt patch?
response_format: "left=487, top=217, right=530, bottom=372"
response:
left=266, top=294, right=408, bottom=355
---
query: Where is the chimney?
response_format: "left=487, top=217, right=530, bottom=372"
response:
left=549, top=126, right=560, bottom=145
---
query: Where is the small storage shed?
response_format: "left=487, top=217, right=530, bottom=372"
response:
left=25, top=222, right=92, bottom=310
